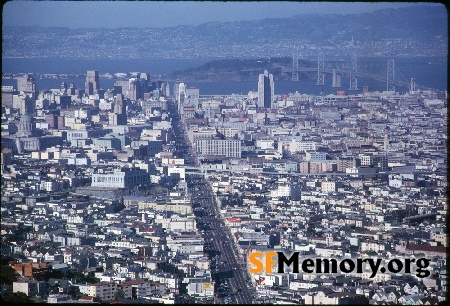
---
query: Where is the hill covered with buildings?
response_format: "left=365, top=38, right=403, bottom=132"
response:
left=2, top=5, right=446, bottom=59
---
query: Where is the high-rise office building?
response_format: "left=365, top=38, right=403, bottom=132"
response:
left=17, top=74, right=36, bottom=93
left=1, top=148, right=13, bottom=171
left=85, top=70, right=100, bottom=95
left=258, top=70, right=274, bottom=109
left=114, top=94, right=126, bottom=115
left=185, top=87, right=200, bottom=110
left=164, top=82, right=170, bottom=97
left=110, top=94, right=127, bottom=125
left=128, top=78, right=138, bottom=101
left=176, top=84, right=199, bottom=118
left=1, top=86, right=15, bottom=108
left=16, top=75, right=37, bottom=115
left=176, top=83, right=187, bottom=114
left=123, top=75, right=149, bottom=100
left=173, top=83, right=180, bottom=100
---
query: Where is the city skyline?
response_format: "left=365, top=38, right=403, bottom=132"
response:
left=1, top=65, right=446, bottom=303
left=2, top=1, right=443, bottom=29
left=1, top=1, right=447, bottom=304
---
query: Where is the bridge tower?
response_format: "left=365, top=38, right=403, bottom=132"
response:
left=332, top=69, right=341, bottom=87
left=292, top=54, right=300, bottom=81
left=316, top=52, right=325, bottom=85
left=349, top=52, right=358, bottom=90
left=387, top=59, right=395, bottom=91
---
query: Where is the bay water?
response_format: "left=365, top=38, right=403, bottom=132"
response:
left=2, top=57, right=447, bottom=95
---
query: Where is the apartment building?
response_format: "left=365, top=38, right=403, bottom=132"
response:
left=88, top=282, right=118, bottom=301
left=194, top=137, right=241, bottom=158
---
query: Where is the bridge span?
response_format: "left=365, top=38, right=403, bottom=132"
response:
left=281, top=67, right=435, bottom=91
left=282, top=54, right=440, bottom=92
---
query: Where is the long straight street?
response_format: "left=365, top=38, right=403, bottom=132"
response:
left=169, top=100, right=254, bottom=304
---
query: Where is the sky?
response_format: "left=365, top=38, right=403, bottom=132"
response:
left=2, top=1, right=444, bottom=29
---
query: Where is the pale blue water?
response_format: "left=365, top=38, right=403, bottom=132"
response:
left=2, top=57, right=447, bottom=95
left=1, top=58, right=213, bottom=75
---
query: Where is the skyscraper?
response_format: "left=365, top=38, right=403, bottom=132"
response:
left=114, top=93, right=126, bottom=115
left=17, top=74, right=36, bottom=93
left=128, top=78, right=138, bottom=100
left=110, top=93, right=127, bottom=125
left=185, top=87, right=200, bottom=110
left=85, top=70, right=100, bottom=95
left=176, top=83, right=186, bottom=114
left=258, top=70, right=274, bottom=109
left=16, top=74, right=37, bottom=115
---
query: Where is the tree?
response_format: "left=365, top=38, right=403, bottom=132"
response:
left=114, top=288, right=125, bottom=301
left=0, top=292, right=34, bottom=303
left=392, top=209, right=407, bottom=221
left=68, top=285, right=82, bottom=299
left=306, top=222, right=316, bottom=235
left=0, top=264, right=20, bottom=285
left=43, top=268, right=65, bottom=281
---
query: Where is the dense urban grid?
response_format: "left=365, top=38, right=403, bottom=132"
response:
left=0, top=66, right=447, bottom=305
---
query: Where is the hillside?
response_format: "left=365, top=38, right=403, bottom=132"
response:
left=168, top=57, right=311, bottom=82
left=2, top=5, right=446, bottom=59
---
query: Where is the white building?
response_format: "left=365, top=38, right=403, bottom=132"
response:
left=388, top=174, right=403, bottom=188
left=270, top=184, right=301, bottom=200
left=185, top=87, right=200, bottom=110
left=155, top=217, right=196, bottom=232
left=187, top=278, right=214, bottom=298
left=91, top=167, right=150, bottom=188
left=360, top=153, right=388, bottom=171
left=306, top=151, right=327, bottom=162
left=321, top=181, right=336, bottom=193
left=288, top=140, right=316, bottom=153
left=13, top=281, right=46, bottom=297
left=195, top=138, right=241, bottom=158
left=47, top=294, right=73, bottom=303
left=40, top=180, right=64, bottom=192
left=255, top=139, right=274, bottom=150
left=303, top=291, right=366, bottom=305
left=360, top=241, right=386, bottom=253
left=88, top=282, right=118, bottom=301
left=167, top=166, right=186, bottom=180
left=188, top=127, right=217, bottom=143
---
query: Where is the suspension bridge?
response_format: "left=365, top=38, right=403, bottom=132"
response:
left=281, top=53, right=437, bottom=92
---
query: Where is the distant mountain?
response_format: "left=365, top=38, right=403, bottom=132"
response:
left=2, top=5, right=447, bottom=59
left=192, top=5, right=446, bottom=42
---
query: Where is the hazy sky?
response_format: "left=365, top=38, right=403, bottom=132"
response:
left=2, top=1, right=443, bottom=29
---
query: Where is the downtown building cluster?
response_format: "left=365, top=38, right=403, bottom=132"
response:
left=0, top=69, right=448, bottom=304
left=1, top=71, right=212, bottom=303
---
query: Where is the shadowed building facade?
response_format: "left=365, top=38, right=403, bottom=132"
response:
left=85, top=70, right=100, bottom=95
left=258, top=70, right=274, bottom=109
left=109, top=93, right=127, bottom=125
